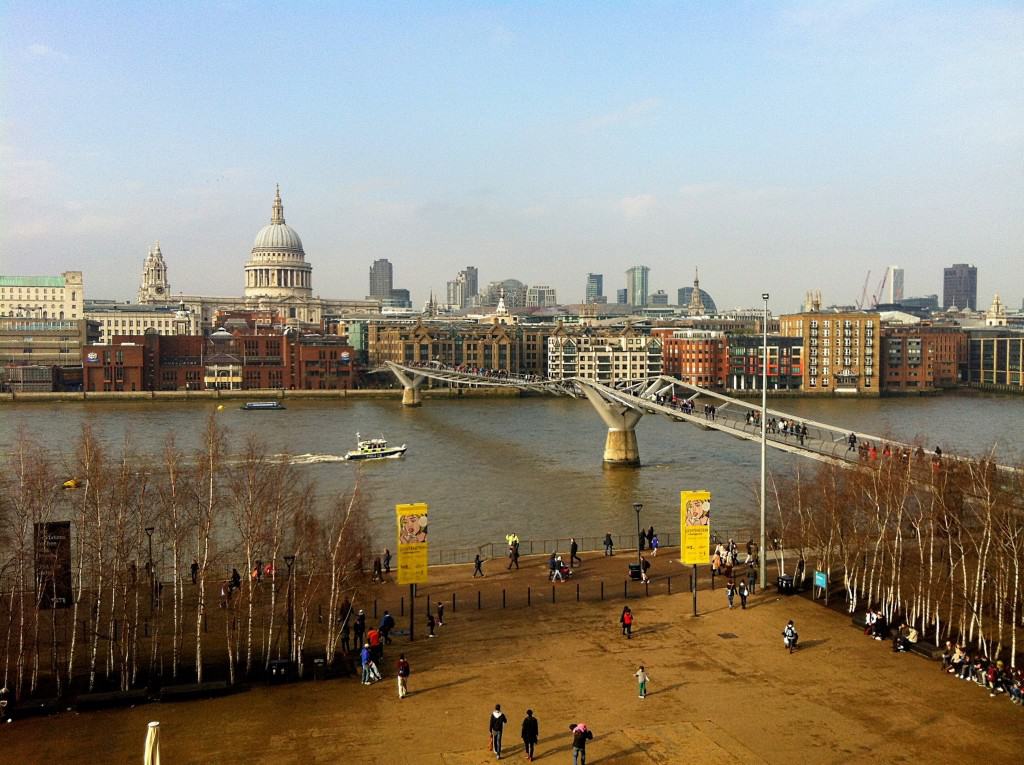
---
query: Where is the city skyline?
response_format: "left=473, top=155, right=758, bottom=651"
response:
left=2, top=2, right=1021, bottom=310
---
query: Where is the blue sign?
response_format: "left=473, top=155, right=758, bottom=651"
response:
left=814, top=570, right=827, bottom=588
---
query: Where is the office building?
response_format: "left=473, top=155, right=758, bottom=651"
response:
left=625, top=266, right=650, bottom=307
left=526, top=285, right=558, bottom=308
left=967, top=333, right=1023, bottom=390
left=86, top=300, right=197, bottom=344
left=585, top=274, right=605, bottom=304
left=943, top=264, right=977, bottom=310
left=369, top=259, right=394, bottom=300
left=650, top=290, right=669, bottom=306
left=446, top=266, right=479, bottom=309
left=881, top=323, right=966, bottom=392
left=888, top=266, right=904, bottom=304
left=547, top=326, right=661, bottom=385
left=653, top=329, right=728, bottom=388
left=616, top=289, right=628, bottom=304
left=1, top=271, right=84, bottom=320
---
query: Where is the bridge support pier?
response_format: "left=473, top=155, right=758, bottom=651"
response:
left=390, top=367, right=426, bottom=407
left=579, top=385, right=643, bottom=467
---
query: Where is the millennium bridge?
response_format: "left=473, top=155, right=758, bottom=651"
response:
left=375, top=361, right=1011, bottom=473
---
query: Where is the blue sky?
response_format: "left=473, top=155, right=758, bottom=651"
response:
left=2, top=1, right=1021, bottom=311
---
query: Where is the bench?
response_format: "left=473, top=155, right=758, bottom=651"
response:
left=159, top=681, right=242, bottom=702
left=77, top=688, right=149, bottom=710
left=10, top=697, right=61, bottom=718
left=908, top=640, right=945, bottom=661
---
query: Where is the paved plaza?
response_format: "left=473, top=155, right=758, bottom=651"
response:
left=3, top=552, right=1021, bottom=763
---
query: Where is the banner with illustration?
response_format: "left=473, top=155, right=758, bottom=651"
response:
left=396, top=503, right=429, bottom=584
left=680, top=490, right=711, bottom=565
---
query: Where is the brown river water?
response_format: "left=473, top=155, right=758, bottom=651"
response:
left=2, top=393, right=1021, bottom=552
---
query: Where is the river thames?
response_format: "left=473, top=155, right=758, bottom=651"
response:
left=2, top=393, right=1021, bottom=552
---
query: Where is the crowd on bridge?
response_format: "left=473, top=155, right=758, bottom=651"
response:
left=404, top=360, right=549, bottom=385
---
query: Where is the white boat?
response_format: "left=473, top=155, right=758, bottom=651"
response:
left=344, top=433, right=407, bottom=461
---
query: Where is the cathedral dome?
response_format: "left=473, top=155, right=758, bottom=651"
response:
left=251, top=186, right=304, bottom=252
left=253, top=222, right=303, bottom=251
left=244, top=186, right=313, bottom=299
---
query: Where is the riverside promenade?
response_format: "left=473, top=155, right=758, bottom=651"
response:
left=3, top=548, right=1020, bottom=764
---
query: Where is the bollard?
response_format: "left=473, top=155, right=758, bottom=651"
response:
left=600, top=581, right=604, bottom=600
left=477, top=590, right=481, bottom=610
left=373, top=600, right=378, bottom=619
left=668, top=576, right=672, bottom=595
left=551, top=585, right=555, bottom=603
left=576, top=583, right=580, bottom=602
left=452, top=592, right=457, bottom=612
left=528, top=586, right=531, bottom=606
left=502, top=589, right=506, bottom=609
left=645, top=581, right=649, bottom=597
left=400, top=596, right=404, bottom=616
left=624, top=580, right=628, bottom=599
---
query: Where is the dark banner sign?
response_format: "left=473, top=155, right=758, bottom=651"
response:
left=34, top=521, right=72, bottom=609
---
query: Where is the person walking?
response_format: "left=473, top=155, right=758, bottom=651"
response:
left=783, top=620, right=798, bottom=654
left=521, top=709, right=539, bottom=762
left=568, top=723, right=594, bottom=765
left=634, top=665, right=651, bottom=698
left=640, top=556, right=651, bottom=584
left=489, top=704, right=508, bottom=759
left=397, top=654, right=410, bottom=698
left=570, top=537, right=581, bottom=567
left=426, top=610, right=436, bottom=638
left=650, top=534, right=660, bottom=557
left=473, top=554, right=485, bottom=577
left=747, top=565, right=757, bottom=595
left=360, top=643, right=374, bottom=685
left=507, top=544, right=520, bottom=571
left=738, top=579, right=749, bottom=609
left=603, top=532, right=614, bottom=556
left=436, top=601, right=445, bottom=627
left=638, top=530, right=646, bottom=552
left=621, top=606, right=634, bottom=639
left=190, top=558, right=199, bottom=585
left=726, top=578, right=736, bottom=609
left=380, top=610, right=395, bottom=645
left=354, top=609, right=366, bottom=648
left=383, top=548, right=392, bottom=574
left=646, top=526, right=655, bottom=549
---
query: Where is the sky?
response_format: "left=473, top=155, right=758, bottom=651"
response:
left=2, top=1, right=1021, bottom=312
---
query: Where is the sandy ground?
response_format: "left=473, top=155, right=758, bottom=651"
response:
left=2, top=550, right=1021, bottom=764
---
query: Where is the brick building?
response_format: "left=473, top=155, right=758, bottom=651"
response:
left=780, top=311, right=881, bottom=395
left=880, top=323, right=966, bottom=392
left=82, top=330, right=357, bottom=392
left=652, top=329, right=728, bottom=388
left=725, top=335, right=804, bottom=392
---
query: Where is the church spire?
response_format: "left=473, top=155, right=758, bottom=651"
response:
left=693, top=267, right=700, bottom=288
left=271, top=184, right=286, bottom=225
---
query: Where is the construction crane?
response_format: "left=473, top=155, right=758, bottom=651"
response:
left=870, top=268, right=889, bottom=308
left=856, top=270, right=871, bottom=310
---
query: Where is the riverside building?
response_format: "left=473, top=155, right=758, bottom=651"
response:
left=780, top=310, right=881, bottom=395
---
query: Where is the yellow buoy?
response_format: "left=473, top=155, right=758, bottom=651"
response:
left=216, top=404, right=224, bottom=411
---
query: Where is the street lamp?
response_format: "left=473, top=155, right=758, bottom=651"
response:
left=145, top=526, right=155, bottom=612
left=632, top=502, right=643, bottom=568
left=759, top=293, right=769, bottom=591
left=284, top=554, right=296, bottom=663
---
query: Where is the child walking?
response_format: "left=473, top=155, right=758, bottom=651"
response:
left=634, top=665, right=651, bottom=698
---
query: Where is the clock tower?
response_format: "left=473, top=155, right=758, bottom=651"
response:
left=138, top=241, right=171, bottom=304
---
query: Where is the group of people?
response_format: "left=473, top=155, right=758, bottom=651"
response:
left=942, top=643, right=1024, bottom=703
left=847, top=433, right=941, bottom=467
left=487, top=705, right=594, bottom=763
left=637, top=526, right=658, bottom=554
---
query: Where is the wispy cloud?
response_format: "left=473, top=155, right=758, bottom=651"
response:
left=27, top=43, right=68, bottom=60
left=581, top=98, right=661, bottom=131
left=618, top=193, right=656, bottom=219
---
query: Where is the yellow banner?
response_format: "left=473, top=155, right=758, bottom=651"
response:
left=396, top=503, right=429, bottom=584
left=680, top=490, right=711, bottom=565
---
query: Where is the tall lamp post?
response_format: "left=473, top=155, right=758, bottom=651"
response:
left=284, top=554, right=296, bottom=664
left=145, top=526, right=155, bottom=612
left=633, top=502, right=643, bottom=569
left=759, top=293, right=769, bottom=591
